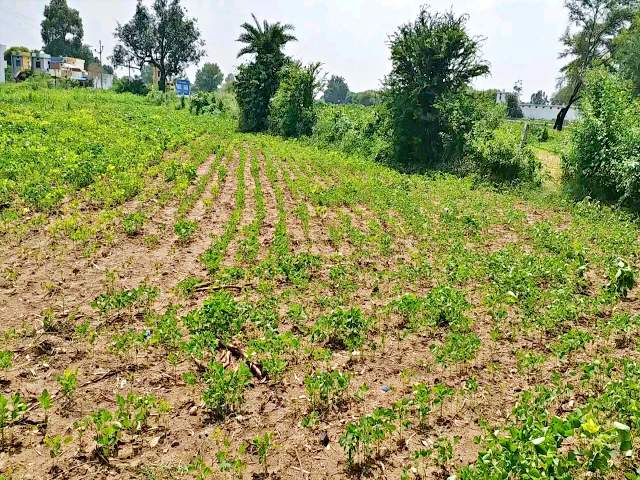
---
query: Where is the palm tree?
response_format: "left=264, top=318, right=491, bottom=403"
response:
left=237, top=14, right=297, bottom=58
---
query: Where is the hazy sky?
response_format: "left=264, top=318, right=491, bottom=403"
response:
left=2, top=0, right=568, bottom=99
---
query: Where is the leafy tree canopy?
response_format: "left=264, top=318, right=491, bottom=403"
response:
left=113, top=0, right=205, bottom=91
left=554, top=0, right=638, bottom=129
left=530, top=90, right=549, bottom=105
left=615, top=13, right=640, bottom=95
left=41, top=0, right=96, bottom=64
left=235, top=14, right=297, bottom=132
left=324, top=75, right=350, bottom=104
left=194, top=63, right=224, bottom=92
left=384, top=7, right=489, bottom=165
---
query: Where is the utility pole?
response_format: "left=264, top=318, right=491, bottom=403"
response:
left=94, top=40, right=104, bottom=89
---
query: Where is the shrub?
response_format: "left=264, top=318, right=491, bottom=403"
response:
left=469, top=128, right=541, bottom=184
left=563, top=68, right=640, bottom=210
left=269, top=62, right=322, bottom=138
left=311, top=104, right=392, bottom=162
left=236, top=55, right=283, bottom=132
left=190, top=92, right=228, bottom=116
left=384, top=7, right=489, bottom=166
left=113, top=77, right=149, bottom=96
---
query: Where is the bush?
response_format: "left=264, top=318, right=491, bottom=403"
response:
left=311, top=104, right=392, bottom=162
left=384, top=7, right=489, bottom=166
left=563, top=68, right=640, bottom=210
left=113, top=78, right=149, bottom=96
left=190, top=92, right=227, bottom=116
left=269, top=62, right=321, bottom=138
left=146, top=87, right=177, bottom=106
left=440, top=89, right=541, bottom=184
left=235, top=55, right=283, bottom=132
left=469, top=129, right=541, bottom=184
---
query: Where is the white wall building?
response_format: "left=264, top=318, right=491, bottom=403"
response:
left=0, top=44, right=5, bottom=84
left=496, top=90, right=580, bottom=122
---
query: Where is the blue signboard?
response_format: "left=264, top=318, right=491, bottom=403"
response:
left=176, top=79, right=191, bottom=97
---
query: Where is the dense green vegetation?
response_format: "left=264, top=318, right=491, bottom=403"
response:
left=0, top=84, right=226, bottom=214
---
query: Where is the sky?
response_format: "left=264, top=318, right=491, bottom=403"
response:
left=1, top=0, right=569, bottom=99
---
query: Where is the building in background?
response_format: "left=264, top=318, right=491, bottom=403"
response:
left=31, top=51, right=51, bottom=74
left=496, top=90, right=580, bottom=122
left=0, top=44, right=5, bottom=84
left=49, top=56, right=89, bottom=81
left=10, top=50, right=31, bottom=81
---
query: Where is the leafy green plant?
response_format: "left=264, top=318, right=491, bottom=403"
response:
left=304, top=369, right=350, bottom=412
left=92, top=284, right=159, bottom=315
left=174, top=219, right=198, bottom=242
left=38, top=389, right=53, bottom=426
left=91, top=409, right=121, bottom=458
left=202, top=362, right=252, bottom=418
left=432, top=332, right=481, bottom=366
left=340, top=407, right=397, bottom=467
left=0, top=392, right=27, bottom=446
left=252, top=432, right=275, bottom=476
left=56, top=369, right=78, bottom=399
left=0, top=351, right=12, bottom=370
left=607, top=258, right=637, bottom=298
left=550, top=329, right=592, bottom=358
left=122, top=211, right=145, bottom=236
left=183, top=292, right=245, bottom=354
left=311, top=307, right=371, bottom=350
left=43, top=434, right=72, bottom=457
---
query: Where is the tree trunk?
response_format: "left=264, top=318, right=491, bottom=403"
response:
left=159, top=69, right=167, bottom=92
left=554, top=80, right=582, bottom=131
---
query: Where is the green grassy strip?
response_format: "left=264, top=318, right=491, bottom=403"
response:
left=237, top=150, right=266, bottom=264
left=200, top=146, right=246, bottom=274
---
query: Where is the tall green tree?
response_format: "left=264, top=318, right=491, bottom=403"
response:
left=270, top=62, right=323, bottom=137
left=554, top=0, right=639, bottom=130
left=235, top=14, right=297, bottom=132
left=113, top=0, right=205, bottom=92
left=530, top=90, right=549, bottom=105
left=615, top=14, right=640, bottom=95
left=384, top=7, right=489, bottom=165
left=41, top=0, right=94, bottom=64
left=323, top=75, right=350, bottom=104
left=506, top=93, right=523, bottom=118
left=194, top=63, right=224, bottom=92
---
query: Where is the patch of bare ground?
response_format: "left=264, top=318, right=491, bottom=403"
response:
left=254, top=153, right=281, bottom=259
left=222, top=149, right=255, bottom=268
left=280, top=160, right=335, bottom=257
left=0, top=152, right=233, bottom=331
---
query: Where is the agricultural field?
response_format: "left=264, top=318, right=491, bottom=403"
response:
left=1, top=85, right=640, bottom=480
